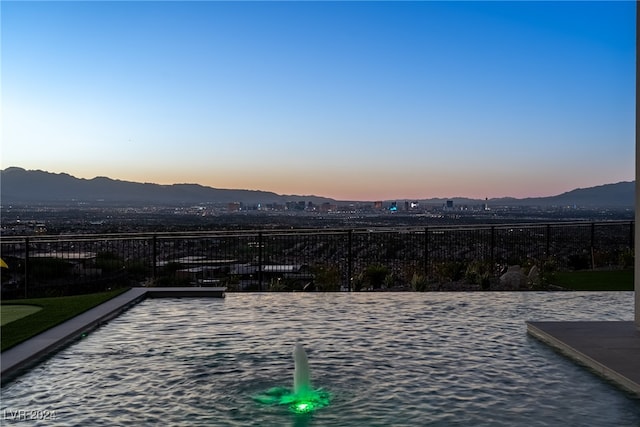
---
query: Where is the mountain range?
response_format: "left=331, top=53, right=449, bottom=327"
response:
left=0, top=167, right=635, bottom=208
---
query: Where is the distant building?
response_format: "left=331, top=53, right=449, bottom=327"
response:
left=319, top=202, right=337, bottom=212
left=227, top=202, right=241, bottom=212
left=446, top=200, right=454, bottom=209
left=374, top=201, right=383, bottom=210
left=286, top=201, right=307, bottom=211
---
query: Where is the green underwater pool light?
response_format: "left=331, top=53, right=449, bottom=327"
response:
left=254, top=343, right=331, bottom=414
left=294, top=402, right=312, bottom=414
left=253, top=387, right=331, bottom=414
left=290, top=391, right=331, bottom=414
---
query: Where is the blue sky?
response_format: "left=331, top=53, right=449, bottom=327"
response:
left=1, top=1, right=635, bottom=201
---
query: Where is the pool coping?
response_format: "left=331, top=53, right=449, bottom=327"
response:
left=527, top=321, right=640, bottom=397
left=0, top=287, right=225, bottom=385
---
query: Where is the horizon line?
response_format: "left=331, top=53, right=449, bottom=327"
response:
left=1, top=166, right=635, bottom=204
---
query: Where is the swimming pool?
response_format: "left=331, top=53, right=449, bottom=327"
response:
left=2, top=292, right=639, bottom=426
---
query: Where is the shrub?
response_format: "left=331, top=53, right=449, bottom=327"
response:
left=313, top=265, right=341, bottom=291
left=410, top=273, right=429, bottom=292
left=619, top=249, right=634, bottom=269
left=363, top=264, right=390, bottom=289
left=95, top=251, right=124, bottom=272
left=434, top=261, right=465, bottom=283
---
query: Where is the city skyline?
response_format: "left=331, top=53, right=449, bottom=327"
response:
left=1, top=1, right=635, bottom=201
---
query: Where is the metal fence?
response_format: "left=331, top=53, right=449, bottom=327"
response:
left=0, top=221, right=634, bottom=298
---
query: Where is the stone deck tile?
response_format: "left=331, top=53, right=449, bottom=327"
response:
left=527, top=321, right=640, bottom=397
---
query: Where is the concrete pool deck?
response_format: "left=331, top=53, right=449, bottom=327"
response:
left=1, top=287, right=225, bottom=385
left=527, top=321, right=640, bottom=397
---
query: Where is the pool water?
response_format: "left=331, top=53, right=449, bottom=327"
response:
left=2, top=292, right=639, bottom=426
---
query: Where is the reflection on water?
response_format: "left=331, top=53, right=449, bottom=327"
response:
left=2, top=292, right=639, bottom=426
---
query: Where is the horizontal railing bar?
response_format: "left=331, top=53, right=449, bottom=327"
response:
left=1, top=220, right=633, bottom=243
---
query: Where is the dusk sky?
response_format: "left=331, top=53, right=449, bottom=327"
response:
left=1, top=1, right=635, bottom=201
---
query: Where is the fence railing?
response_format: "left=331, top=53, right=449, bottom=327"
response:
left=0, top=221, right=634, bottom=298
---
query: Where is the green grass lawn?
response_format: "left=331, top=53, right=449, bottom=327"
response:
left=1, top=305, right=43, bottom=326
left=552, top=269, right=634, bottom=291
left=1, top=288, right=129, bottom=352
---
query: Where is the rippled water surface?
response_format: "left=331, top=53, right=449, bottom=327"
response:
left=2, top=292, right=639, bottom=426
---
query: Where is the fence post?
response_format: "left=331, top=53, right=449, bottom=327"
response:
left=258, top=232, right=263, bottom=291
left=545, top=224, right=551, bottom=257
left=424, top=227, right=429, bottom=278
left=152, top=235, right=157, bottom=280
left=24, top=237, right=30, bottom=298
left=347, top=230, right=353, bottom=292
left=590, top=222, right=596, bottom=270
left=490, top=226, right=495, bottom=269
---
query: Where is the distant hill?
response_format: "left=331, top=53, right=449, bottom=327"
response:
left=491, top=182, right=636, bottom=208
left=0, top=167, right=635, bottom=208
left=0, top=167, right=333, bottom=205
